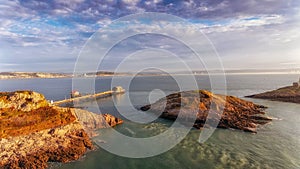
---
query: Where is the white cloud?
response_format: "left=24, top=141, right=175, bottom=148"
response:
left=197, top=1, right=228, bottom=12
left=21, top=42, right=39, bottom=47
left=0, top=0, right=299, bottom=72
left=55, top=0, right=85, bottom=9
left=199, top=14, right=285, bottom=33
left=97, top=18, right=112, bottom=26
left=52, top=8, right=72, bottom=15
left=144, top=0, right=161, bottom=6
left=0, top=0, right=35, bottom=18
left=89, top=14, right=300, bottom=70
left=122, top=0, right=140, bottom=5
left=81, top=7, right=101, bottom=17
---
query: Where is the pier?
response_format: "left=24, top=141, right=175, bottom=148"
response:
left=53, top=86, right=125, bottom=106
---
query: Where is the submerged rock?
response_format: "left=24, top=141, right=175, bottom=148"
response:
left=246, top=85, right=300, bottom=104
left=140, top=90, right=272, bottom=133
left=0, top=91, right=123, bottom=169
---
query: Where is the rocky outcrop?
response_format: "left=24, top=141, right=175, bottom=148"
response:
left=246, top=85, right=300, bottom=104
left=0, top=122, right=93, bottom=169
left=0, top=91, right=49, bottom=111
left=140, top=90, right=272, bottom=133
left=0, top=91, right=123, bottom=169
left=73, top=109, right=123, bottom=137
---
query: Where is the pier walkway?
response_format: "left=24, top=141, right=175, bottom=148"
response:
left=53, top=86, right=125, bottom=106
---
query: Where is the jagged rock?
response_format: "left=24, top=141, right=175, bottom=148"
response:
left=73, top=109, right=123, bottom=137
left=0, top=91, right=49, bottom=111
left=0, top=122, right=93, bottom=169
left=140, top=90, right=272, bottom=133
left=246, top=85, right=300, bottom=104
left=102, top=114, right=124, bottom=127
left=0, top=91, right=123, bottom=169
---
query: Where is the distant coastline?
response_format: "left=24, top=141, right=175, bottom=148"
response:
left=0, top=71, right=168, bottom=79
left=0, top=72, right=72, bottom=79
left=1, top=69, right=300, bottom=79
left=0, top=71, right=170, bottom=79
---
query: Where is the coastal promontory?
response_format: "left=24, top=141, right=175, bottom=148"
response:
left=0, top=91, right=122, bottom=168
left=141, top=90, right=272, bottom=133
left=246, top=80, right=300, bottom=104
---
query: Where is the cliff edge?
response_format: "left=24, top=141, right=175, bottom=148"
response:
left=0, top=91, right=123, bottom=169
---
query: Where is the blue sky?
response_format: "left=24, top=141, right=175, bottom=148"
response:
left=0, top=0, right=300, bottom=72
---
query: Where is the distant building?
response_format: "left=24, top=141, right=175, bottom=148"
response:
left=112, top=86, right=125, bottom=93
left=293, top=78, right=300, bottom=87
left=70, top=90, right=81, bottom=98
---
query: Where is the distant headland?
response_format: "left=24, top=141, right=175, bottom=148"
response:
left=0, top=72, right=72, bottom=79
left=1, top=69, right=300, bottom=79
left=0, top=71, right=124, bottom=79
left=0, top=71, right=164, bottom=79
left=246, top=78, right=300, bottom=104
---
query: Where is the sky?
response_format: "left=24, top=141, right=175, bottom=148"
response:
left=0, top=0, right=300, bottom=72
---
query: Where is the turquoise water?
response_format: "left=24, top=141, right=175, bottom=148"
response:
left=55, top=98, right=300, bottom=169
left=0, top=74, right=299, bottom=169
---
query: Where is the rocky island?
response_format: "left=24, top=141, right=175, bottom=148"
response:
left=141, top=90, right=272, bottom=133
left=246, top=79, right=300, bottom=104
left=0, top=91, right=123, bottom=168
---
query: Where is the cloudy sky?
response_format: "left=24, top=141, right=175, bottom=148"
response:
left=0, top=0, right=300, bottom=72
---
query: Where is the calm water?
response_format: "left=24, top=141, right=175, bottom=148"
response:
left=0, top=74, right=300, bottom=169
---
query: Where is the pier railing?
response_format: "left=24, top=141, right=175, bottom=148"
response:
left=53, top=89, right=124, bottom=106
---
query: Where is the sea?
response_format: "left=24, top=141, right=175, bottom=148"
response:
left=0, top=74, right=299, bottom=169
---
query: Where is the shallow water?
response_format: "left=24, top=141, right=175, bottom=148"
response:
left=1, top=74, right=299, bottom=169
left=56, top=98, right=300, bottom=169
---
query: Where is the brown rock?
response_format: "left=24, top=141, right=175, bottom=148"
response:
left=102, top=114, right=124, bottom=127
left=0, top=91, right=49, bottom=111
left=140, top=90, right=272, bottom=133
left=0, top=122, right=93, bottom=169
left=0, top=91, right=123, bottom=169
left=246, top=85, right=300, bottom=104
left=73, top=109, right=123, bottom=137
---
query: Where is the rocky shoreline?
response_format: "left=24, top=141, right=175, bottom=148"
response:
left=0, top=89, right=275, bottom=168
left=246, top=85, right=300, bottom=104
left=0, top=72, right=72, bottom=79
left=0, top=91, right=123, bottom=168
left=141, top=90, right=272, bottom=133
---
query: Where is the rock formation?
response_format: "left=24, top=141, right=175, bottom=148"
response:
left=0, top=91, right=49, bottom=111
left=0, top=91, right=123, bottom=169
left=74, top=109, right=123, bottom=137
left=246, top=85, right=300, bottom=104
left=140, top=90, right=272, bottom=133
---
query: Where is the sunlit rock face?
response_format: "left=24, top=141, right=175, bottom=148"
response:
left=0, top=91, right=49, bottom=111
left=0, top=91, right=122, bottom=169
left=141, top=90, right=272, bottom=133
left=246, top=85, right=300, bottom=104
